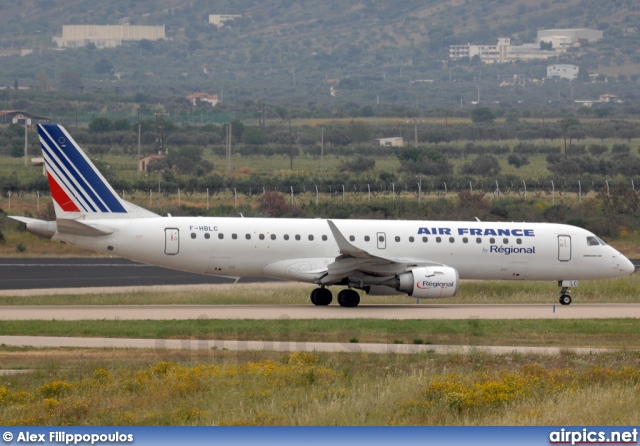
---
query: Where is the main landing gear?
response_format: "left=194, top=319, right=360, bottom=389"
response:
left=310, top=288, right=361, bottom=307
left=310, top=287, right=333, bottom=306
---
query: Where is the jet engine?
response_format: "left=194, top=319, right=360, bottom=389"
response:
left=384, top=266, right=459, bottom=298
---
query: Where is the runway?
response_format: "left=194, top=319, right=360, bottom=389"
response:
left=0, top=335, right=611, bottom=356
left=0, top=258, right=275, bottom=290
left=1, top=303, right=639, bottom=320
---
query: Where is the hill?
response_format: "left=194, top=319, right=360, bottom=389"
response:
left=0, top=0, right=640, bottom=117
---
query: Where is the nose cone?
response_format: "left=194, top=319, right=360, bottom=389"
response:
left=623, top=256, right=637, bottom=275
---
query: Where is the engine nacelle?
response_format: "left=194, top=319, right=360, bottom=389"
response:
left=396, top=266, right=459, bottom=299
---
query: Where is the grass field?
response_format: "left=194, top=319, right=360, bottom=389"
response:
left=0, top=348, right=639, bottom=425
left=1, top=273, right=638, bottom=306
left=0, top=318, right=639, bottom=349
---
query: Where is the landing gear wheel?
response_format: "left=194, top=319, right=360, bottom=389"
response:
left=559, top=294, right=572, bottom=306
left=310, top=288, right=332, bottom=306
left=337, top=289, right=360, bottom=308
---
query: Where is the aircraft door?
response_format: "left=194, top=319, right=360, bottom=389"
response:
left=377, top=232, right=386, bottom=249
left=165, top=228, right=179, bottom=255
left=558, top=235, right=571, bottom=262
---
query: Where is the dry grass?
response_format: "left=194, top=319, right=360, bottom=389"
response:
left=0, top=274, right=638, bottom=305
left=0, top=348, right=639, bottom=425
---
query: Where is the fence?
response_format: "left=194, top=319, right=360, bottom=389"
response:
left=2, top=179, right=636, bottom=214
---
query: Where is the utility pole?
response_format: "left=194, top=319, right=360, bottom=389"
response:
left=414, top=120, right=418, bottom=147
left=23, top=119, right=28, bottom=167
left=226, top=123, right=232, bottom=175
left=154, top=112, right=169, bottom=155
left=288, top=118, right=294, bottom=170
left=321, top=126, right=324, bottom=175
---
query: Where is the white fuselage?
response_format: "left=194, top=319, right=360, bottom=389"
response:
left=53, top=217, right=634, bottom=285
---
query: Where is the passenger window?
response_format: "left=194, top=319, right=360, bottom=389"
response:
left=476, top=237, right=482, bottom=244
left=422, top=236, right=428, bottom=243
left=322, top=235, right=327, bottom=241
left=503, top=238, right=508, bottom=244
left=379, top=235, right=384, bottom=242
left=349, top=235, right=355, bottom=242
left=490, top=238, right=495, bottom=244
left=284, top=234, right=290, bottom=240
left=259, top=234, right=265, bottom=240
left=191, top=233, right=196, bottom=239
left=587, top=236, right=600, bottom=246
left=295, top=235, right=301, bottom=241
left=516, top=238, right=522, bottom=245
left=436, top=237, right=442, bottom=243
left=245, top=234, right=251, bottom=240
left=463, top=237, right=468, bottom=243
left=218, top=233, right=224, bottom=240
left=271, top=234, right=276, bottom=240
left=365, top=235, right=370, bottom=242
left=204, top=233, right=210, bottom=240
left=449, top=237, right=455, bottom=243
left=232, top=234, right=237, bottom=240
left=395, top=236, right=400, bottom=242
left=308, top=235, right=314, bottom=241
left=409, top=236, right=414, bottom=243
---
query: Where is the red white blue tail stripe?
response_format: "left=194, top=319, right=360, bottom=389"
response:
left=38, top=124, right=127, bottom=214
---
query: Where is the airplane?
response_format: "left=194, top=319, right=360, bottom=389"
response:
left=10, top=124, right=636, bottom=307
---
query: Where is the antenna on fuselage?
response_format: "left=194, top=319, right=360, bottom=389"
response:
left=474, top=217, right=481, bottom=222
left=238, top=213, right=244, bottom=218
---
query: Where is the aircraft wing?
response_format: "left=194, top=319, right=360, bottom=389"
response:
left=318, top=220, right=445, bottom=285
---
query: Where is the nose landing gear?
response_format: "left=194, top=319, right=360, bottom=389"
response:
left=558, top=280, right=577, bottom=305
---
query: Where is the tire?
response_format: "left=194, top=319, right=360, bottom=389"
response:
left=314, top=288, right=333, bottom=306
left=559, top=294, right=572, bottom=305
left=338, top=289, right=360, bottom=307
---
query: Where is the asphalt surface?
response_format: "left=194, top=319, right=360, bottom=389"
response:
left=1, top=258, right=638, bottom=291
left=0, top=335, right=611, bottom=356
left=1, top=304, right=639, bottom=320
left=0, top=258, right=276, bottom=290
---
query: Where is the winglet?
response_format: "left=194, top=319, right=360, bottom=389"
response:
left=326, top=220, right=373, bottom=259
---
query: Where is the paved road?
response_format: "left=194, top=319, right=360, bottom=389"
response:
left=0, top=335, right=611, bottom=356
left=1, top=258, right=638, bottom=291
left=0, top=258, right=276, bottom=290
left=1, top=303, right=639, bottom=320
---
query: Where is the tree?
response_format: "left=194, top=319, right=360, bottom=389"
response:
left=242, top=127, right=269, bottom=145
left=558, top=118, right=580, bottom=158
left=59, top=70, right=83, bottom=91
left=507, top=153, right=530, bottom=169
left=340, top=155, right=375, bottom=173
left=460, top=154, right=501, bottom=176
left=346, top=120, right=372, bottom=145
left=88, top=117, right=112, bottom=133
left=539, top=40, right=553, bottom=51
left=470, top=107, right=495, bottom=123
left=94, top=58, right=114, bottom=74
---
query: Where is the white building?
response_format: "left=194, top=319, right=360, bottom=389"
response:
left=209, top=15, right=242, bottom=27
left=186, top=92, right=220, bottom=107
left=53, top=25, right=165, bottom=48
left=376, top=137, right=404, bottom=147
left=547, top=64, right=579, bottom=81
left=450, top=38, right=557, bottom=64
left=537, top=29, right=603, bottom=49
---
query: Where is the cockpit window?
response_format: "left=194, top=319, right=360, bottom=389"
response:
left=596, top=236, right=608, bottom=246
left=586, top=236, right=600, bottom=246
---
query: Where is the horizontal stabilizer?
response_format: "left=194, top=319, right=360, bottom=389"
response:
left=56, top=219, right=113, bottom=237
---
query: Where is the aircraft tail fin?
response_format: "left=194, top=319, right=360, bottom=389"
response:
left=37, top=124, right=158, bottom=220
